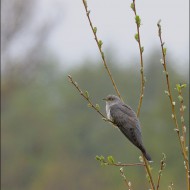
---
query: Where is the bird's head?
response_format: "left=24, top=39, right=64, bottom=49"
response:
left=103, top=95, right=121, bottom=105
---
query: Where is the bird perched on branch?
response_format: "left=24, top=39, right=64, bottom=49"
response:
left=103, top=94, right=152, bottom=161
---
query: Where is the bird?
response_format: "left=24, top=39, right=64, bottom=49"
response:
left=103, top=94, right=152, bottom=161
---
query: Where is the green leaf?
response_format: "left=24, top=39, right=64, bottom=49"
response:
left=95, top=104, right=100, bottom=110
left=134, top=33, right=139, bottom=42
left=100, top=155, right=105, bottom=161
left=163, top=48, right=167, bottom=56
left=178, top=95, right=183, bottom=102
left=141, top=46, right=144, bottom=53
left=101, top=52, right=105, bottom=59
left=130, top=3, right=135, bottom=11
left=107, top=156, right=115, bottom=164
left=135, top=15, right=141, bottom=27
left=176, top=84, right=181, bottom=92
left=101, top=162, right=108, bottom=166
left=176, top=83, right=187, bottom=92
left=95, top=155, right=101, bottom=161
left=85, top=91, right=89, bottom=99
left=93, top=27, right=97, bottom=34
left=98, top=40, right=103, bottom=48
left=181, top=83, right=187, bottom=89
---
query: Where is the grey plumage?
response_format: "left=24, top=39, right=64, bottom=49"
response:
left=104, top=95, right=152, bottom=161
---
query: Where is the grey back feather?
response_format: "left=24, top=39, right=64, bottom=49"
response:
left=110, top=103, right=144, bottom=150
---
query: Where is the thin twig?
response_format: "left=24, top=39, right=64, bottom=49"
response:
left=68, top=75, right=110, bottom=121
left=120, top=167, right=133, bottom=190
left=177, top=84, right=190, bottom=189
left=156, top=153, right=166, bottom=190
left=112, top=162, right=145, bottom=167
left=178, top=85, right=187, bottom=153
left=81, top=0, right=122, bottom=101
left=106, top=161, right=145, bottom=167
left=142, top=155, right=155, bottom=190
left=131, top=1, right=155, bottom=189
left=157, top=20, right=189, bottom=190
left=131, top=0, right=145, bottom=117
left=96, top=155, right=145, bottom=166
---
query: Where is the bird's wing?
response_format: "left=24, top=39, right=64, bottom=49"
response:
left=110, top=103, right=142, bottom=145
left=110, top=103, right=141, bottom=130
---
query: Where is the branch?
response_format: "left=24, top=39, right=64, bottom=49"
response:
left=68, top=75, right=109, bottom=120
left=142, top=155, right=155, bottom=190
left=120, top=167, right=133, bottom=190
left=157, top=20, right=189, bottom=190
left=131, top=0, right=145, bottom=117
left=96, top=155, right=145, bottom=167
left=156, top=153, right=166, bottom=190
left=131, top=1, right=155, bottom=189
left=81, top=0, right=122, bottom=101
left=176, top=83, right=189, bottom=189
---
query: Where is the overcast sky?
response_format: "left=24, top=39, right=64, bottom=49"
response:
left=10, top=0, right=190, bottom=71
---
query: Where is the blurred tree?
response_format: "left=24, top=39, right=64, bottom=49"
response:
left=1, top=55, right=189, bottom=189
left=1, top=1, right=189, bottom=190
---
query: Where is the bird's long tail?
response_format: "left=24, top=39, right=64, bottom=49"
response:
left=142, top=151, right=152, bottom=161
left=140, top=147, right=152, bottom=161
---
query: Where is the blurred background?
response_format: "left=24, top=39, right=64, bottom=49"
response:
left=1, top=0, right=189, bottom=190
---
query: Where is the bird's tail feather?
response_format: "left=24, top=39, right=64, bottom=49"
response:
left=140, top=147, right=152, bottom=161
left=142, top=151, right=152, bottom=161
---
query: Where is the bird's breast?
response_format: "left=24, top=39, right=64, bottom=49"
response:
left=106, top=104, right=112, bottom=120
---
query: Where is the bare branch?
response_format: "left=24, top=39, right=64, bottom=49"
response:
left=156, top=153, right=166, bottom=190
left=131, top=1, right=155, bottom=189
left=131, top=0, right=145, bottom=117
left=81, top=0, right=122, bottom=101
left=157, top=20, right=189, bottom=190
left=142, top=155, right=155, bottom=190
left=68, top=75, right=114, bottom=124
left=120, top=167, right=133, bottom=190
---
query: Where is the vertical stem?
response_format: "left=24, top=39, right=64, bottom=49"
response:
left=82, top=0, right=123, bottom=101
left=157, top=21, right=189, bottom=190
left=142, top=156, right=155, bottom=190
left=120, top=168, right=133, bottom=190
left=132, top=0, right=145, bottom=117
left=178, top=89, right=189, bottom=189
left=132, top=1, right=155, bottom=189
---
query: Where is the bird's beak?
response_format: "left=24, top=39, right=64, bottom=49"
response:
left=102, top=98, right=107, bottom=101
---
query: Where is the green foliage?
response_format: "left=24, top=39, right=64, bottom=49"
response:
left=130, top=3, right=135, bottom=11
left=95, top=104, right=100, bottom=110
left=85, top=90, right=90, bottom=99
left=135, top=15, right=141, bottom=28
left=134, top=33, right=139, bottom=42
left=163, top=47, right=167, bottom=56
left=93, top=27, right=97, bottom=34
left=141, top=46, right=144, bottom=53
left=107, top=156, right=115, bottom=164
left=96, top=155, right=115, bottom=166
left=98, top=40, right=103, bottom=48
left=176, top=83, right=187, bottom=92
